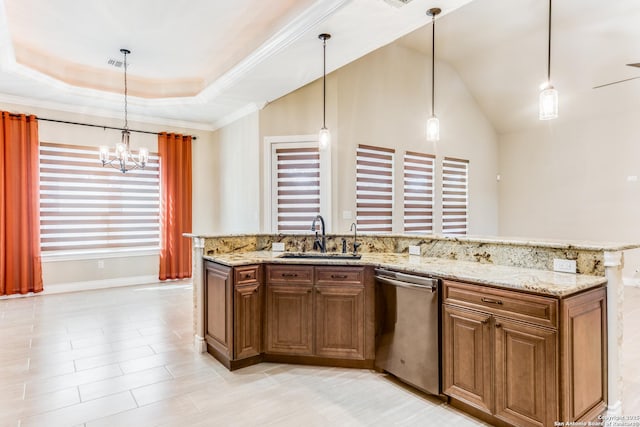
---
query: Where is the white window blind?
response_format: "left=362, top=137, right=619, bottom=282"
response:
left=403, top=151, right=434, bottom=233
left=275, top=146, right=320, bottom=232
left=39, top=142, right=160, bottom=254
left=442, top=156, right=469, bottom=235
left=356, top=144, right=394, bottom=233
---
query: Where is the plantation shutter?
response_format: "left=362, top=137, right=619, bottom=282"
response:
left=403, top=151, right=434, bottom=233
left=276, top=146, right=320, bottom=232
left=356, top=144, right=394, bottom=233
left=442, top=156, right=469, bottom=235
left=39, top=142, right=160, bottom=254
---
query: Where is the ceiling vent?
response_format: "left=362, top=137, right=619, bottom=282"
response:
left=107, top=58, right=124, bottom=68
left=383, top=0, right=414, bottom=7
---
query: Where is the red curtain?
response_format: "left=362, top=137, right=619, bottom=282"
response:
left=0, top=112, right=43, bottom=295
left=158, top=132, right=192, bottom=280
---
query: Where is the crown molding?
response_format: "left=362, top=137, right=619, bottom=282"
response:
left=0, top=93, right=216, bottom=132
left=197, top=0, right=351, bottom=101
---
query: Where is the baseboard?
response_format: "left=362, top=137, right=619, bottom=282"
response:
left=623, top=278, right=640, bottom=288
left=41, top=274, right=160, bottom=295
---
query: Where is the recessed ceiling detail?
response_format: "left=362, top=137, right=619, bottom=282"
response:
left=0, top=0, right=473, bottom=128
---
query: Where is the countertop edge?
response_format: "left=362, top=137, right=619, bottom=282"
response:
left=202, top=253, right=607, bottom=298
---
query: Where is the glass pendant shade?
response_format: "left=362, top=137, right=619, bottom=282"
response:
left=318, top=127, right=331, bottom=150
left=426, top=115, right=440, bottom=142
left=539, top=85, right=558, bottom=120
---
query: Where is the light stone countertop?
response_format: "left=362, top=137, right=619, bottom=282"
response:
left=203, top=251, right=607, bottom=297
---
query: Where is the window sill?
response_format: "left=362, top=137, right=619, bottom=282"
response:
left=42, top=248, right=160, bottom=263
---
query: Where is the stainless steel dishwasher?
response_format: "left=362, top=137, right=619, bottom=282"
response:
left=374, top=268, right=440, bottom=395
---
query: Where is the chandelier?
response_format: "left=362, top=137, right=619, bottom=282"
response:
left=99, top=49, right=149, bottom=173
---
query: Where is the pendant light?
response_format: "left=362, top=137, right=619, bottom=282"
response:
left=539, top=0, right=558, bottom=120
left=99, top=49, right=149, bottom=173
left=318, top=33, right=331, bottom=150
left=426, top=8, right=441, bottom=142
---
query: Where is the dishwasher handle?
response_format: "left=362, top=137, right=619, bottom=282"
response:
left=375, top=275, right=437, bottom=293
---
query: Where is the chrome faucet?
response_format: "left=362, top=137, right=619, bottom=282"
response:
left=350, top=222, right=361, bottom=255
left=311, top=215, right=326, bottom=253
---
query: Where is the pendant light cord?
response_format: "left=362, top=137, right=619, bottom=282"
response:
left=547, top=0, right=552, bottom=83
left=322, top=37, right=327, bottom=129
left=123, top=50, right=129, bottom=131
left=431, top=14, right=435, bottom=115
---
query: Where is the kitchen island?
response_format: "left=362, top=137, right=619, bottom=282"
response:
left=185, top=233, right=639, bottom=426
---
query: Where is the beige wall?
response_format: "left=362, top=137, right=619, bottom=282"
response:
left=211, top=111, right=261, bottom=233
left=257, top=42, right=499, bottom=235
left=497, top=109, right=640, bottom=281
left=1, top=101, right=213, bottom=289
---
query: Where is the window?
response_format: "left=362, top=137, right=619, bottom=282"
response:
left=356, top=144, right=394, bottom=233
left=441, top=157, right=469, bottom=235
left=39, top=142, right=160, bottom=255
left=273, top=145, right=320, bottom=232
left=403, top=151, right=434, bottom=233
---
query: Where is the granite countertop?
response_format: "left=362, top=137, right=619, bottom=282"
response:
left=203, top=251, right=607, bottom=297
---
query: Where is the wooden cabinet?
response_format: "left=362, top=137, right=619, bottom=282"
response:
left=264, top=265, right=372, bottom=363
left=204, top=262, right=233, bottom=359
left=442, top=280, right=607, bottom=427
left=234, top=281, right=262, bottom=360
left=204, top=261, right=373, bottom=369
left=315, top=283, right=365, bottom=359
left=204, top=261, right=262, bottom=369
left=266, top=283, right=314, bottom=355
left=493, top=317, right=557, bottom=427
left=442, top=304, right=492, bottom=414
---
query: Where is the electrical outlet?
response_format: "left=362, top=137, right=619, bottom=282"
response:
left=98, top=260, right=104, bottom=269
left=272, top=242, right=285, bottom=252
left=408, top=245, right=421, bottom=256
left=553, top=259, right=576, bottom=274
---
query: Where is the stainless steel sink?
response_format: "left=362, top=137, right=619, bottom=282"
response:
left=278, top=252, right=362, bottom=260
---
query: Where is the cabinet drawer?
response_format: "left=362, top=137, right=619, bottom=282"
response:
left=443, top=280, right=558, bottom=329
left=266, top=265, right=313, bottom=284
left=315, top=267, right=364, bottom=285
left=235, top=265, right=260, bottom=285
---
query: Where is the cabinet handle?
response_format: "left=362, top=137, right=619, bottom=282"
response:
left=331, top=274, right=348, bottom=279
left=481, top=297, right=503, bottom=305
left=495, top=323, right=502, bottom=328
left=281, top=273, right=298, bottom=278
left=244, top=274, right=252, bottom=279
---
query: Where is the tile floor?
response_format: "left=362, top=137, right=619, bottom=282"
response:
left=1, top=283, right=638, bottom=426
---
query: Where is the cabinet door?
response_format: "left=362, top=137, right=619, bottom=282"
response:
left=560, top=287, right=607, bottom=422
left=234, top=282, right=262, bottom=360
left=315, top=284, right=365, bottom=359
left=494, top=317, right=557, bottom=427
left=442, top=304, right=492, bottom=414
left=204, top=262, right=232, bottom=358
left=265, top=283, right=313, bottom=355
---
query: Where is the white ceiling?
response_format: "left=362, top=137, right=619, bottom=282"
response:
left=399, top=0, right=640, bottom=133
left=0, top=0, right=471, bottom=130
left=1, top=0, right=638, bottom=134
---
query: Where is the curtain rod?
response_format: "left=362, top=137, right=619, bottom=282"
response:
left=6, top=113, right=197, bottom=140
